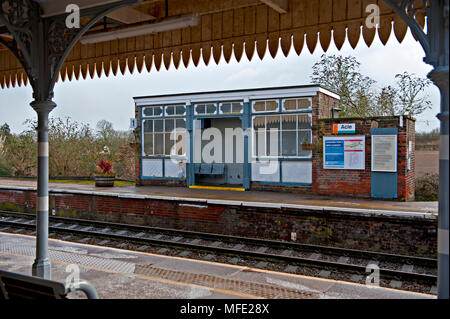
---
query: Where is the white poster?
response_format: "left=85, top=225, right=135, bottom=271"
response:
left=323, top=136, right=365, bottom=170
left=371, top=135, right=397, bottom=172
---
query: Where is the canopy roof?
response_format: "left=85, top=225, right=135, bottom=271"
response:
left=0, top=0, right=427, bottom=89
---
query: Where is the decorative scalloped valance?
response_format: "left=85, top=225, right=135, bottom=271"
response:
left=0, top=0, right=426, bottom=89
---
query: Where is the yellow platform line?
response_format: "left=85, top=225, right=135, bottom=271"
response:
left=189, top=185, right=245, bottom=191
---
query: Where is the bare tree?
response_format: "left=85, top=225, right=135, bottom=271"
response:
left=311, top=54, right=432, bottom=118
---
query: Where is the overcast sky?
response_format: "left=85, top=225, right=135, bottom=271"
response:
left=0, top=28, right=441, bottom=134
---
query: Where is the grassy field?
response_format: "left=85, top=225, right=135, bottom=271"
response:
left=415, top=150, right=439, bottom=177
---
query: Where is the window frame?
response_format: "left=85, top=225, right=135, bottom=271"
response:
left=142, top=117, right=187, bottom=157
left=251, top=99, right=280, bottom=113
left=165, top=104, right=187, bottom=117
left=142, top=105, right=163, bottom=118
left=281, top=97, right=312, bottom=112
left=219, top=102, right=244, bottom=115
left=252, top=113, right=312, bottom=159
left=194, top=102, right=218, bottom=116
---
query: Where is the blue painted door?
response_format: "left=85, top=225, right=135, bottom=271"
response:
left=371, top=128, right=398, bottom=199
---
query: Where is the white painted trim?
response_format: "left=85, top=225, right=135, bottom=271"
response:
left=38, top=142, right=49, bottom=157
left=134, top=87, right=337, bottom=106
left=37, top=196, right=49, bottom=212
left=318, top=87, right=341, bottom=100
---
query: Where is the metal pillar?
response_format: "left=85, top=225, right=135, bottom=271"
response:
left=31, top=100, right=56, bottom=278
left=383, top=0, right=449, bottom=298
left=431, top=66, right=449, bottom=299
left=0, top=0, right=140, bottom=279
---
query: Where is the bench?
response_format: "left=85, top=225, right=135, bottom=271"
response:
left=0, top=270, right=99, bottom=299
left=194, top=163, right=225, bottom=176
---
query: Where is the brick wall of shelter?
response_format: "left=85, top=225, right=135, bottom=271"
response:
left=313, top=116, right=415, bottom=201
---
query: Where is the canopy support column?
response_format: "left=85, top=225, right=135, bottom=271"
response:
left=30, top=100, right=56, bottom=279
left=0, top=0, right=140, bottom=279
left=383, top=0, right=449, bottom=298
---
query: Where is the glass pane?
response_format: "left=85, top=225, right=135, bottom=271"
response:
left=282, top=131, right=297, bottom=156
left=298, top=114, right=311, bottom=129
left=195, top=104, right=205, bottom=114
left=298, top=131, right=312, bottom=157
left=153, top=106, right=162, bottom=116
left=281, top=115, right=296, bottom=130
left=143, top=107, right=153, bottom=116
left=206, top=104, right=216, bottom=114
left=266, top=116, right=280, bottom=130
left=165, top=132, right=175, bottom=155
left=232, top=103, right=243, bottom=114
left=220, top=103, right=231, bottom=114
left=176, top=105, right=186, bottom=115
left=154, top=119, right=163, bottom=132
left=143, top=120, right=153, bottom=132
left=253, top=116, right=265, bottom=130
left=254, top=128, right=265, bottom=157
left=266, top=129, right=280, bottom=157
left=165, top=119, right=174, bottom=132
left=143, top=133, right=153, bottom=155
left=297, top=98, right=311, bottom=110
left=176, top=118, right=186, bottom=129
left=253, top=101, right=265, bottom=112
left=284, top=99, right=297, bottom=111
left=171, top=131, right=186, bottom=156
left=166, top=106, right=175, bottom=115
left=266, top=100, right=278, bottom=111
left=154, top=133, right=164, bottom=155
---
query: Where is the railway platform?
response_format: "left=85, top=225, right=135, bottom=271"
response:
left=0, top=232, right=434, bottom=299
left=0, top=178, right=438, bottom=217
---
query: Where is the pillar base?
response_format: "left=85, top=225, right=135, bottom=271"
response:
left=32, top=258, right=51, bottom=279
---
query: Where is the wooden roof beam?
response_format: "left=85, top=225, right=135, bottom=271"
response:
left=106, top=7, right=156, bottom=23
left=259, top=0, right=288, bottom=14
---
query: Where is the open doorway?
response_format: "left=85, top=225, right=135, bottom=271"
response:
left=194, top=117, right=244, bottom=187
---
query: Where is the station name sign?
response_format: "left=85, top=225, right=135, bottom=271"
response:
left=332, top=123, right=355, bottom=134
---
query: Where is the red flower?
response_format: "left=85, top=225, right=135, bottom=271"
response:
left=95, top=158, right=115, bottom=175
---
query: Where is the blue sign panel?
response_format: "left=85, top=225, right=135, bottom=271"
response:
left=324, top=140, right=344, bottom=167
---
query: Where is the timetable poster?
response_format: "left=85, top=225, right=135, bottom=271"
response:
left=323, top=136, right=365, bottom=170
left=371, top=135, right=397, bottom=172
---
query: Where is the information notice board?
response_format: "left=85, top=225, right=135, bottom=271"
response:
left=323, top=136, right=365, bottom=170
left=371, top=135, right=397, bottom=172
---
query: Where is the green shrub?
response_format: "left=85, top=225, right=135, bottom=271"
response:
left=415, top=173, right=439, bottom=201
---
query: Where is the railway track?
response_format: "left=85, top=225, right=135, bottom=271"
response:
left=0, top=210, right=437, bottom=294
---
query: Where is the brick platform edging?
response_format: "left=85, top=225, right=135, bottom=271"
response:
left=0, top=187, right=437, bottom=257
left=0, top=185, right=436, bottom=220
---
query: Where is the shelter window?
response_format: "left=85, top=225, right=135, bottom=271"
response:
left=165, top=104, right=186, bottom=116
left=252, top=114, right=311, bottom=158
left=143, top=118, right=186, bottom=156
left=282, top=98, right=312, bottom=111
left=252, top=100, right=279, bottom=113
left=219, top=102, right=243, bottom=114
left=195, top=103, right=217, bottom=115
left=142, top=106, right=163, bottom=117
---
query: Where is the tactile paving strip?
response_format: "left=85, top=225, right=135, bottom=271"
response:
left=134, top=264, right=317, bottom=299
left=0, top=242, right=135, bottom=274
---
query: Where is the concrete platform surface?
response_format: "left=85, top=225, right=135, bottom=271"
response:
left=0, top=178, right=438, bottom=217
left=0, top=232, right=434, bottom=299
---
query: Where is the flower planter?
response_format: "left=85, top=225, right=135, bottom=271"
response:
left=94, top=175, right=115, bottom=187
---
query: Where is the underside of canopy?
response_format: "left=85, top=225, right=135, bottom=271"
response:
left=0, top=0, right=427, bottom=89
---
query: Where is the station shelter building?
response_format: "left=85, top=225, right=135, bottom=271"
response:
left=133, top=85, right=415, bottom=201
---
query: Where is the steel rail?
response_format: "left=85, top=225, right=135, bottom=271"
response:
left=0, top=210, right=436, bottom=267
left=0, top=212, right=437, bottom=285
